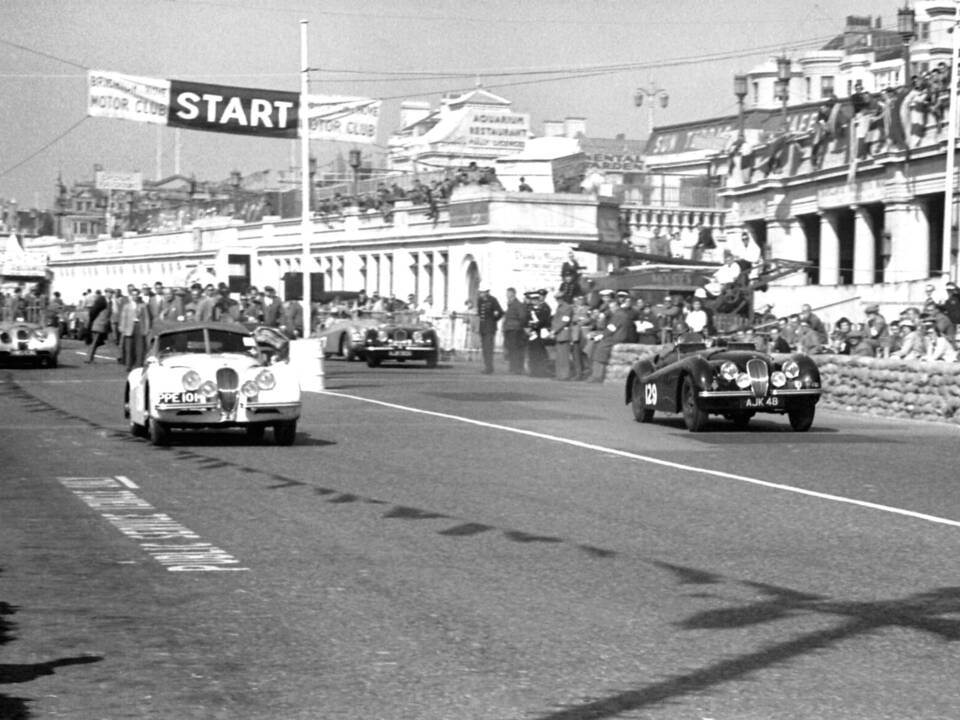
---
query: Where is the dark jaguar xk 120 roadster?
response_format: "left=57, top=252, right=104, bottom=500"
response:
left=624, top=338, right=822, bottom=432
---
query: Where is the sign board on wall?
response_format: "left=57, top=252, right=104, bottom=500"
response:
left=95, top=171, right=143, bottom=192
left=449, top=201, right=490, bottom=227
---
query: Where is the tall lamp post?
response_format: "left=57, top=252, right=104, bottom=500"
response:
left=775, top=55, right=791, bottom=133
left=734, top=74, right=748, bottom=143
left=633, top=82, right=669, bottom=139
left=897, top=4, right=916, bottom=84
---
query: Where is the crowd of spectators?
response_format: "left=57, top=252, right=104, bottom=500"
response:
left=314, top=162, right=505, bottom=225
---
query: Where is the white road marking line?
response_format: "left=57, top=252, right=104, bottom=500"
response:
left=320, top=390, right=960, bottom=530
left=57, top=476, right=248, bottom=572
left=73, top=350, right=115, bottom=360
left=114, top=474, right=138, bottom=489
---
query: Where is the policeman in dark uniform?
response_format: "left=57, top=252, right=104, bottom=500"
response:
left=524, top=289, right=552, bottom=377
left=476, top=287, right=504, bottom=374
left=589, top=290, right=639, bottom=383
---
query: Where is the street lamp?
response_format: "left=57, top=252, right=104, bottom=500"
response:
left=734, top=74, right=748, bottom=143
left=633, top=82, right=669, bottom=138
left=897, top=3, right=916, bottom=84
left=776, top=55, right=791, bottom=132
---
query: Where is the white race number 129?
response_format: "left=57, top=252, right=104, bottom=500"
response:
left=644, top=383, right=657, bottom=406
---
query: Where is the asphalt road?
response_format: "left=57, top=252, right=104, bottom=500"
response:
left=2, top=339, right=959, bottom=720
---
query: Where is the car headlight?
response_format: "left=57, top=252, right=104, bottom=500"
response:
left=413, top=330, right=423, bottom=343
left=736, top=373, right=751, bottom=389
left=719, top=361, right=738, bottom=382
left=241, top=380, right=259, bottom=398
left=182, top=370, right=202, bottom=391
left=32, top=328, right=48, bottom=341
left=199, top=380, right=218, bottom=397
left=351, top=330, right=363, bottom=342
left=378, top=330, right=388, bottom=342
left=783, top=360, right=800, bottom=379
left=771, top=371, right=787, bottom=388
left=255, top=369, right=276, bottom=391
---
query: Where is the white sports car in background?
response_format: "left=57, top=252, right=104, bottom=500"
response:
left=0, top=320, right=60, bottom=368
left=123, top=320, right=302, bottom=446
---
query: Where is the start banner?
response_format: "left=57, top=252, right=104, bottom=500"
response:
left=167, top=79, right=299, bottom=138
left=87, top=69, right=379, bottom=143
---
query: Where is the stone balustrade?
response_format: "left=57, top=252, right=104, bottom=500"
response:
left=604, top=343, right=960, bottom=426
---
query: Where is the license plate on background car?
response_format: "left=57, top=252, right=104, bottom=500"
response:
left=11, top=349, right=36, bottom=356
left=741, top=396, right=779, bottom=409
left=157, top=391, right=205, bottom=403
left=389, top=350, right=413, bottom=357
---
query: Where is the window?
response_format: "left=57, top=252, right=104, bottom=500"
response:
left=805, top=77, right=812, bottom=101
left=918, top=22, right=930, bottom=41
left=752, top=81, right=759, bottom=105
left=821, top=76, right=834, bottom=98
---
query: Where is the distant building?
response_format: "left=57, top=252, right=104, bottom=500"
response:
left=387, top=88, right=531, bottom=173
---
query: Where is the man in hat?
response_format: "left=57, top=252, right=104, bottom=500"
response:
left=894, top=318, right=925, bottom=360
left=755, top=302, right=777, bottom=326
left=476, top=287, right=504, bottom=374
left=524, top=290, right=552, bottom=377
left=589, top=290, right=638, bottom=383
left=940, top=281, right=960, bottom=326
left=501, top=287, right=527, bottom=374
left=863, top=303, right=889, bottom=356
left=846, top=328, right=876, bottom=357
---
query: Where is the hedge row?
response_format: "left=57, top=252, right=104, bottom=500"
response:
left=606, top=344, right=960, bottom=425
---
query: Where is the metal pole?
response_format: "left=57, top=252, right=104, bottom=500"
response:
left=299, top=19, right=312, bottom=338
left=943, top=6, right=960, bottom=283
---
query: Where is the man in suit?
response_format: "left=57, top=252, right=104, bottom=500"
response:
left=196, top=284, right=219, bottom=321
left=261, top=286, right=286, bottom=328
left=285, top=297, right=304, bottom=338
left=156, top=286, right=184, bottom=322
left=551, top=293, right=576, bottom=380
left=501, top=287, right=526, bottom=375
left=589, top=290, right=639, bottom=383
left=119, top=287, right=151, bottom=371
left=475, top=287, right=504, bottom=374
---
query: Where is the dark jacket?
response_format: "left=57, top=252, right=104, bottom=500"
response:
left=502, top=298, right=526, bottom=332
left=476, top=294, right=504, bottom=335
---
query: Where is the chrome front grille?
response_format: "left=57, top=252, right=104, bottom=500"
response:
left=393, top=329, right=408, bottom=342
left=746, top=359, right=769, bottom=398
left=216, top=367, right=239, bottom=412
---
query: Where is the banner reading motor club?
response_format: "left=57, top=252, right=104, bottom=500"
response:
left=88, top=70, right=380, bottom=143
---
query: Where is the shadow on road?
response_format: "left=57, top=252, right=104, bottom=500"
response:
left=1, top=570, right=104, bottom=719
left=530, top=560, right=960, bottom=720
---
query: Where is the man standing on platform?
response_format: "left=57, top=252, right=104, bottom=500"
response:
left=501, top=287, right=527, bottom=375
left=476, top=287, right=504, bottom=374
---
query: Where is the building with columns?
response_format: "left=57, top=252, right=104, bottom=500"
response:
left=34, top=186, right=611, bottom=312
left=637, top=2, right=960, bottom=322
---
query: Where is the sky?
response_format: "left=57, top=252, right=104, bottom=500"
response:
left=1, top=0, right=892, bottom=209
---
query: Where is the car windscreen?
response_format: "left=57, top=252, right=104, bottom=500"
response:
left=158, top=329, right=205, bottom=354
left=156, top=327, right=257, bottom=356
left=207, top=327, right=258, bottom=356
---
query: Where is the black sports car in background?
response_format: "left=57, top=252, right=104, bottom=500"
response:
left=624, top=339, right=822, bottom=432
left=364, top=316, right=439, bottom=368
